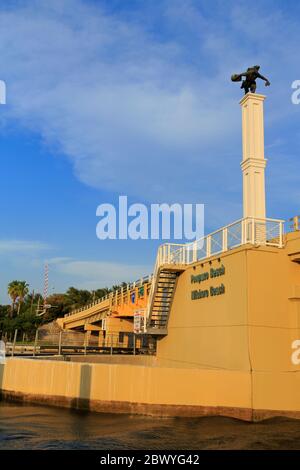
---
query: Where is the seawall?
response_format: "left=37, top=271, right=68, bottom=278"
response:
left=0, top=357, right=253, bottom=420
left=1, top=357, right=300, bottom=421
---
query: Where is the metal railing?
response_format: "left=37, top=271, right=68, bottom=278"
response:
left=3, top=329, right=156, bottom=356
left=165, top=216, right=284, bottom=265
left=66, top=275, right=152, bottom=317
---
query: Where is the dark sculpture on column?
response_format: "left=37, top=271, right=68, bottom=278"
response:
left=231, top=66, right=270, bottom=94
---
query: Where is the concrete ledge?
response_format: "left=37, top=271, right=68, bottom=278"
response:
left=253, top=408, right=300, bottom=421
left=0, top=389, right=253, bottom=420
left=3, top=389, right=300, bottom=421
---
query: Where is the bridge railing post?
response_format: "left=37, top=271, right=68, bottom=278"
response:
left=222, top=228, right=228, bottom=252
left=58, top=331, right=62, bottom=355
left=33, top=330, right=38, bottom=357
left=84, top=332, right=87, bottom=355
left=12, top=329, right=17, bottom=357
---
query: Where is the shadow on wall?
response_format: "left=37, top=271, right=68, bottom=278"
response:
left=71, top=364, right=92, bottom=411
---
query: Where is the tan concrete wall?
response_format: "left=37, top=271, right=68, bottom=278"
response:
left=246, top=241, right=300, bottom=413
left=106, top=317, right=133, bottom=333
left=252, top=371, right=300, bottom=417
left=247, top=246, right=300, bottom=373
left=0, top=358, right=251, bottom=418
left=66, top=354, right=156, bottom=366
left=99, top=317, right=134, bottom=347
left=156, top=248, right=250, bottom=371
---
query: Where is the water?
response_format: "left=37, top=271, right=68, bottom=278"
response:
left=1, top=400, right=300, bottom=450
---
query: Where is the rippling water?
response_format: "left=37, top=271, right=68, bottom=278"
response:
left=1, top=400, right=300, bottom=450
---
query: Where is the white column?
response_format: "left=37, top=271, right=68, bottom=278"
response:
left=240, top=93, right=267, bottom=219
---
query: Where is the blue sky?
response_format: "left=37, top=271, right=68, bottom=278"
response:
left=0, top=0, right=300, bottom=302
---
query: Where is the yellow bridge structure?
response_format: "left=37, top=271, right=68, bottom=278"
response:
left=57, top=277, right=152, bottom=332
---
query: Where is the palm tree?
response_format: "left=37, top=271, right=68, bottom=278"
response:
left=7, top=280, right=20, bottom=317
left=16, top=281, right=29, bottom=315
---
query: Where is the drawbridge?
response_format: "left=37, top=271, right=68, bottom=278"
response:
left=57, top=217, right=284, bottom=336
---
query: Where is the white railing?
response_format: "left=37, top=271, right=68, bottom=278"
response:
left=165, top=216, right=284, bottom=265
left=145, top=217, right=284, bottom=325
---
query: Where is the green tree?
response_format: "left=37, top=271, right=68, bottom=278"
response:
left=94, top=287, right=110, bottom=300
left=1, top=280, right=127, bottom=337
left=7, top=280, right=20, bottom=317
left=65, top=287, right=93, bottom=309
left=16, top=281, right=29, bottom=315
left=112, top=282, right=127, bottom=292
left=40, top=293, right=70, bottom=323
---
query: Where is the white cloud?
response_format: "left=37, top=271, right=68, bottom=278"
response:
left=0, top=0, right=241, bottom=206
left=49, top=257, right=151, bottom=289
left=0, top=239, right=51, bottom=254
left=0, top=250, right=151, bottom=301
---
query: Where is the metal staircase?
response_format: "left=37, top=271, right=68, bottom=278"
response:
left=146, top=268, right=180, bottom=335
left=145, top=243, right=186, bottom=335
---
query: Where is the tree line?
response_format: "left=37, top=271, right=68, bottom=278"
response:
left=1, top=280, right=127, bottom=338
